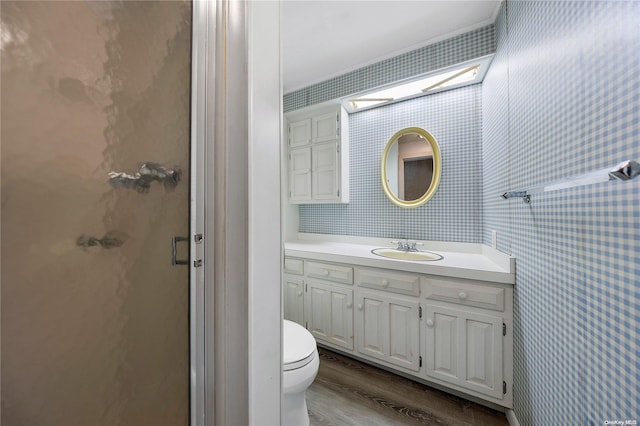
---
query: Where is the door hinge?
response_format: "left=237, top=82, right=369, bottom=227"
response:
left=337, top=189, right=340, bottom=197
left=337, top=144, right=340, bottom=153
left=306, top=284, right=308, bottom=292
left=194, top=234, right=203, bottom=244
left=503, top=323, right=507, bottom=336
left=193, top=259, right=203, bottom=268
left=305, top=321, right=308, bottom=329
left=419, top=306, right=422, bottom=319
left=503, top=381, right=507, bottom=394
left=419, top=356, right=422, bottom=367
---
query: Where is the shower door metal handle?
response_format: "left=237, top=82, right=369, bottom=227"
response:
left=172, top=236, right=189, bottom=265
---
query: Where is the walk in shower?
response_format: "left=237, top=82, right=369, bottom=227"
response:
left=1, top=1, right=193, bottom=424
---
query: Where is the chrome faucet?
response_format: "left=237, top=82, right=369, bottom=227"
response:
left=392, top=239, right=422, bottom=252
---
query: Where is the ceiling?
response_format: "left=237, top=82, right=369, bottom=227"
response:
left=282, top=0, right=501, bottom=94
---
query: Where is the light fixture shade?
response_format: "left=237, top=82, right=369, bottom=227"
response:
left=342, top=55, right=493, bottom=113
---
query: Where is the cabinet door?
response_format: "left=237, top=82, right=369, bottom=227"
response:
left=356, top=290, right=420, bottom=371
left=312, top=111, right=339, bottom=143
left=424, top=305, right=503, bottom=399
left=283, top=275, right=304, bottom=326
left=288, top=118, right=311, bottom=147
left=289, top=147, right=311, bottom=202
left=305, top=279, right=353, bottom=351
left=312, top=142, right=339, bottom=201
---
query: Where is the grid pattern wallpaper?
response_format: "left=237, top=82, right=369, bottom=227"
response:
left=483, top=1, right=640, bottom=424
left=283, top=25, right=495, bottom=112
left=299, top=85, right=483, bottom=243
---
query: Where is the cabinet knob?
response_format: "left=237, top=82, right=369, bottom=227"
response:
left=381, top=279, right=389, bottom=287
left=346, top=302, right=353, bottom=309
left=357, top=304, right=363, bottom=311
left=426, top=319, right=434, bottom=327
left=297, top=290, right=303, bottom=296
left=458, top=291, right=467, bottom=300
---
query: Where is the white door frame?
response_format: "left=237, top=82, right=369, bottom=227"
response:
left=191, top=1, right=282, bottom=425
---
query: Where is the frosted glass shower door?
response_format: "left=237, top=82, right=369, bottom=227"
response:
left=1, top=1, right=192, bottom=424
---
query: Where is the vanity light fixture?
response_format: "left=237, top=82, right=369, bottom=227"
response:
left=343, top=54, right=493, bottom=113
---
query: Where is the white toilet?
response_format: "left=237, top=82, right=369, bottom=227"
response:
left=283, top=320, right=319, bottom=426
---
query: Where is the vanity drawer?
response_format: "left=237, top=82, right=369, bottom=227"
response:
left=284, top=257, right=304, bottom=275
left=357, top=268, right=420, bottom=297
left=423, top=277, right=505, bottom=311
left=306, top=261, right=353, bottom=285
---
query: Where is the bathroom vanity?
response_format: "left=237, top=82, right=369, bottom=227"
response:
left=283, top=233, right=515, bottom=409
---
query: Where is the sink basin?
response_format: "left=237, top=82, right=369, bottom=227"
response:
left=371, top=248, right=443, bottom=261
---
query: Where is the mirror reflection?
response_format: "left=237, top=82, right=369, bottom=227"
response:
left=381, top=127, right=441, bottom=208
left=385, top=133, right=434, bottom=201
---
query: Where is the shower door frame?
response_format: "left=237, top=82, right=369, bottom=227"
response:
left=190, top=1, right=213, bottom=424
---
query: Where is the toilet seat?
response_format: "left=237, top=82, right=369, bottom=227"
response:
left=283, top=320, right=317, bottom=371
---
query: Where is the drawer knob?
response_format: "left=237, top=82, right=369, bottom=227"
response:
left=297, top=290, right=303, bottom=296
left=381, top=279, right=389, bottom=287
left=458, top=291, right=467, bottom=300
left=347, top=302, right=353, bottom=309
left=357, top=304, right=363, bottom=311
left=426, top=319, right=434, bottom=327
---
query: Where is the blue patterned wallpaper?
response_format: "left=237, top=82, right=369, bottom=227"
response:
left=483, top=1, right=640, bottom=424
left=299, top=85, right=483, bottom=242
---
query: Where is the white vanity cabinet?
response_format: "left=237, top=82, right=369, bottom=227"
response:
left=282, top=251, right=514, bottom=409
left=285, top=105, right=349, bottom=204
left=355, top=268, right=421, bottom=372
left=422, top=276, right=513, bottom=403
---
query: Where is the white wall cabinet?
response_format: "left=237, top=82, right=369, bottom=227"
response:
left=285, top=105, right=349, bottom=204
left=282, top=256, right=513, bottom=408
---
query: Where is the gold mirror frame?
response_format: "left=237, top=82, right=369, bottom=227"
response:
left=381, top=127, right=442, bottom=208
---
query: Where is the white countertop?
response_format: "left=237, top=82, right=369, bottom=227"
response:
left=284, top=233, right=515, bottom=284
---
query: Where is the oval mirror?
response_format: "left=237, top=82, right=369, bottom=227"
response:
left=381, top=127, right=441, bottom=208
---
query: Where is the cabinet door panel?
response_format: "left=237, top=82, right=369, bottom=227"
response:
left=312, top=111, right=338, bottom=143
left=283, top=276, right=304, bottom=326
left=464, top=315, right=503, bottom=398
left=289, top=147, right=311, bottom=201
left=307, top=285, right=330, bottom=339
left=428, top=311, right=460, bottom=380
left=312, top=142, right=338, bottom=200
left=388, top=301, right=419, bottom=369
left=329, top=291, right=352, bottom=348
left=289, top=119, right=311, bottom=147
left=361, top=297, right=385, bottom=357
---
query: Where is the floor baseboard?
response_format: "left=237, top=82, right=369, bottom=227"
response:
left=506, top=409, right=520, bottom=426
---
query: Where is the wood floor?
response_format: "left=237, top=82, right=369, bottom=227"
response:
left=307, top=348, right=509, bottom=426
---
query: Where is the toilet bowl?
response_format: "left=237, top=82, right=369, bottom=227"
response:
left=283, top=320, right=319, bottom=426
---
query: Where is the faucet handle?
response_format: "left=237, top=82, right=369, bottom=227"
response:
left=391, top=240, right=407, bottom=251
